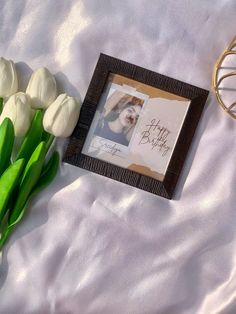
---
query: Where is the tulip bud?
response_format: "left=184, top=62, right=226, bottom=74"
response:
left=43, top=94, right=81, bottom=138
left=0, top=57, right=18, bottom=98
left=26, top=67, right=57, bottom=109
left=0, top=92, right=32, bottom=137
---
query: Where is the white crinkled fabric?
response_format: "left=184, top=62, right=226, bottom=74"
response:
left=0, top=1, right=236, bottom=313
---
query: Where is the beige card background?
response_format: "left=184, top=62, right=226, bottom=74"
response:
left=83, top=74, right=190, bottom=180
left=108, top=74, right=187, bottom=101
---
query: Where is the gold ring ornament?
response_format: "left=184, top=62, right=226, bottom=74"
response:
left=213, top=36, right=236, bottom=119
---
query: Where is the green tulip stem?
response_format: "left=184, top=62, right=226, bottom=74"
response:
left=0, top=97, right=3, bottom=115
left=45, top=134, right=55, bottom=154
left=0, top=227, right=11, bottom=251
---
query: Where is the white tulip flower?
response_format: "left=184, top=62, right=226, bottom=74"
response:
left=0, top=92, right=32, bottom=137
left=26, top=67, right=57, bottom=109
left=0, top=57, right=18, bottom=98
left=43, top=94, right=81, bottom=138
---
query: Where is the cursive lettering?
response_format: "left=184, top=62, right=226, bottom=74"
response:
left=139, top=119, right=171, bottom=156
left=92, top=138, right=123, bottom=156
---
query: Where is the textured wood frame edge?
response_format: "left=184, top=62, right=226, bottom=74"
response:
left=63, top=53, right=209, bottom=199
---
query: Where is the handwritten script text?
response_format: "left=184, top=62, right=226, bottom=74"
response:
left=92, top=138, right=123, bottom=156
left=139, top=119, right=171, bottom=156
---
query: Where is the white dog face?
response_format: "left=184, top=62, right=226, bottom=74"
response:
left=118, top=105, right=141, bottom=128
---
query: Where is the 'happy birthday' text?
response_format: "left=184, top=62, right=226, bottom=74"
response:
left=139, top=119, right=171, bottom=156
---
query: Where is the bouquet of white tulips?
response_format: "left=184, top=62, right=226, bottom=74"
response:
left=0, top=57, right=81, bottom=251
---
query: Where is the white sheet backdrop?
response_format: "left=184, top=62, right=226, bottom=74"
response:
left=0, top=1, right=236, bottom=313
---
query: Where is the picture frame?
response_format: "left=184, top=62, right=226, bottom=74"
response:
left=63, top=53, right=209, bottom=199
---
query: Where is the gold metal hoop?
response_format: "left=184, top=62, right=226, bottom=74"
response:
left=213, top=36, right=236, bottom=119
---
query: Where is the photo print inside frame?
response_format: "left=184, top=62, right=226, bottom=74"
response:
left=64, top=54, right=208, bottom=198
left=82, top=73, right=190, bottom=182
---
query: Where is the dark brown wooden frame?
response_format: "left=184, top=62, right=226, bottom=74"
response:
left=63, top=53, right=209, bottom=199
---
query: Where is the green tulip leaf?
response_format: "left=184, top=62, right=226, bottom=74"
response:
left=0, top=151, right=60, bottom=249
left=8, top=151, right=60, bottom=229
left=42, top=130, right=55, bottom=155
left=0, top=158, right=25, bottom=222
left=9, top=141, right=47, bottom=225
left=0, top=118, right=14, bottom=176
left=35, top=151, right=60, bottom=191
left=16, top=110, right=43, bottom=163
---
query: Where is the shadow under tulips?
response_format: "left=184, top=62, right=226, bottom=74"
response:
left=15, top=61, right=33, bottom=92
left=0, top=249, right=9, bottom=290
left=15, top=63, right=82, bottom=104
left=54, top=71, right=82, bottom=103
